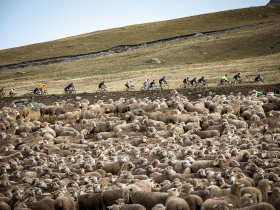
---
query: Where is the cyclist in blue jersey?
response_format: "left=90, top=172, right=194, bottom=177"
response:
left=233, top=73, right=241, bottom=85
left=255, top=74, right=262, bottom=84
left=159, top=76, right=167, bottom=89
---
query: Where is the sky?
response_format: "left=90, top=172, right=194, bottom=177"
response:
left=0, top=0, right=268, bottom=51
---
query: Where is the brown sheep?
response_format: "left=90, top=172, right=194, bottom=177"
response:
left=201, top=182, right=243, bottom=210
left=53, top=196, right=75, bottom=210
left=165, top=188, right=189, bottom=210
left=271, top=187, right=280, bottom=210
left=40, top=102, right=58, bottom=120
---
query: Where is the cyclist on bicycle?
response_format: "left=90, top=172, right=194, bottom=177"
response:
left=98, top=81, right=106, bottom=92
left=33, top=86, right=40, bottom=95
left=198, top=76, right=205, bottom=86
left=221, top=74, right=228, bottom=85
left=183, top=76, right=190, bottom=87
left=125, top=80, right=133, bottom=91
left=0, top=88, right=3, bottom=93
left=143, top=78, right=150, bottom=89
left=190, top=77, right=197, bottom=87
left=159, top=76, right=167, bottom=89
left=149, top=80, right=156, bottom=90
left=273, top=87, right=280, bottom=94
left=39, top=84, right=47, bottom=93
left=233, top=73, right=241, bottom=85
left=64, top=82, right=74, bottom=93
left=9, top=88, right=16, bottom=97
left=255, top=74, right=262, bottom=84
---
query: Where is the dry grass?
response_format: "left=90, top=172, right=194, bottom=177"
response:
left=0, top=4, right=279, bottom=66
left=1, top=5, right=280, bottom=97
left=1, top=19, right=280, bottom=96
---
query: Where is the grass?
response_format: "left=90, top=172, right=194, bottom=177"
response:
left=0, top=4, right=279, bottom=66
left=0, top=5, right=280, bottom=96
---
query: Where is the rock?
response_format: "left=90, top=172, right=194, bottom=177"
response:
left=75, top=96, right=82, bottom=100
left=149, top=58, right=161, bottom=64
left=31, top=102, right=45, bottom=111
left=267, top=13, right=276, bottom=17
left=267, top=0, right=280, bottom=5
left=17, top=71, right=26, bottom=74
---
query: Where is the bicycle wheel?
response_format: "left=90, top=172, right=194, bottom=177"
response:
left=43, top=91, right=48, bottom=95
left=103, top=89, right=108, bottom=92
left=96, top=90, right=101, bottom=93
left=140, top=87, right=146, bottom=91
left=131, top=87, right=135, bottom=91
left=203, top=84, right=208, bottom=87
left=180, top=85, right=186, bottom=89
left=163, top=84, right=169, bottom=89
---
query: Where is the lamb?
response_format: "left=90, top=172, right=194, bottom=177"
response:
left=18, top=199, right=55, bottom=210
left=100, top=156, right=128, bottom=175
left=190, top=160, right=215, bottom=173
left=271, top=187, right=280, bottom=210
left=107, top=204, right=146, bottom=210
left=191, top=127, right=220, bottom=139
left=165, top=188, right=189, bottom=210
left=201, top=182, right=243, bottom=210
left=241, top=179, right=272, bottom=203
left=124, top=185, right=176, bottom=210
left=77, top=192, right=102, bottom=210
left=208, top=186, right=230, bottom=198
left=40, top=102, right=58, bottom=120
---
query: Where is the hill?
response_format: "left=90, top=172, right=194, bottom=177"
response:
left=0, top=4, right=280, bottom=96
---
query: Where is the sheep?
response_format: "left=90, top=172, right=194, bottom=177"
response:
left=241, top=179, right=272, bottom=203
left=53, top=196, right=75, bottom=210
left=191, top=127, right=220, bottom=139
left=165, top=188, right=189, bottom=210
left=208, top=186, right=230, bottom=198
left=101, top=156, right=128, bottom=175
left=271, top=187, right=280, bottom=210
left=107, top=204, right=146, bottom=210
left=201, top=182, right=243, bottom=210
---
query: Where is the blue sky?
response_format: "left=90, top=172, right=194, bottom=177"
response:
left=0, top=0, right=268, bottom=50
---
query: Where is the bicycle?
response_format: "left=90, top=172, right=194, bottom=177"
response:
left=64, top=87, right=76, bottom=94
left=231, top=78, right=243, bottom=85
left=9, top=92, right=17, bottom=97
left=0, top=91, right=5, bottom=97
left=256, top=80, right=265, bottom=85
left=140, top=85, right=157, bottom=91
left=123, top=86, right=135, bottom=91
left=96, top=88, right=108, bottom=93
left=160, top=83, right=169, bottom=89
left=180, top=83, right=191, bottom=88
left=198, top=82, right=208, bottom=87
left=41, top=89, right=48, bottom=95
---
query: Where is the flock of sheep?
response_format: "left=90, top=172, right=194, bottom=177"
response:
left=0, top=89, right=280, bottom=210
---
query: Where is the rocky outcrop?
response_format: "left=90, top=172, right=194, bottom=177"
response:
left=267, top=0, right=280, bottom=5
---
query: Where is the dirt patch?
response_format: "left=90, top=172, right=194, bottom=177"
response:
left=1, top=84, right=279, bottom=109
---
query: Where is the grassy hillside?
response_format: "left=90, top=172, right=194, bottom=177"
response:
left=0, top=4, right=280, bottom=96
left=0, top=4, right=279, bottom=66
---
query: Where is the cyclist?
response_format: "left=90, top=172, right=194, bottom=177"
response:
left=159, top=76, right=167, bottom=89
left=0, top=88, right=4, bottom=97
left=273, top=87, right=280, bottom=94
left=39, top=84, right=47, bottom=93
left=125, top=80, right=133, bottom=91
left=255, top=74, right=262, bottom=84
left=9, top=88, right=16, bottom=97
left=253, top=90, right=262, bottom=97
left=190, top=77, right=197, bottom=87
left=221, top=74, right=228, bottom=85
left=143, top=78, right=150, bottom=89
left=198, top=76, right=205, bottom=86
left=64, top=82, right=74, bottom=93
left=183, top=76, right=190, bottom=87
left=149, top=80, right=156, bottom=90
left=98, top=81, right=107, bottom=92
left=233, top=73, right=241, bottom=85
left=33, top=86, right=40, bottom=95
